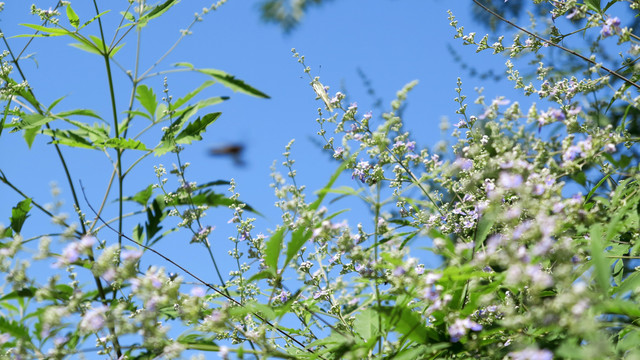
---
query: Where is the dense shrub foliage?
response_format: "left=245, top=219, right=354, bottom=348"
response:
left=1, top=1, right=639, bottom=359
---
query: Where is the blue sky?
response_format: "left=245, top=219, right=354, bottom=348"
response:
left=0, top=0, right=513, bottom=266
left=4, top=2, right=640, bottom=358
left=0, top=0, right=517, bottom=349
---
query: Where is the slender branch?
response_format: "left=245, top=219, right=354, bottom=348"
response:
left=79, top=183, right=323, bottom=359
left=472, top=0, right=640, bottom=90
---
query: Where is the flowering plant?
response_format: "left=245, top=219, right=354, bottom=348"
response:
left=1, top=1, right=639, bottom=359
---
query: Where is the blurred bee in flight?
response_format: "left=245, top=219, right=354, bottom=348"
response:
left=209, top=143, right=245, bottom=167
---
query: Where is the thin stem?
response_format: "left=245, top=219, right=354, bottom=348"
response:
left=80, top=184, right=323, bottom=359
left=472, top=0, right=639, bottom=90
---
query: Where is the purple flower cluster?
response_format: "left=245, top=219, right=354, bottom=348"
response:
left=601, top=16, right=621, bottom=38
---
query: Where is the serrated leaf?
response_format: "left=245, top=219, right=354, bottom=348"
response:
left=102, top=138, right=149, bottom=151
left=136, top=85, right=158, bottom=118
left=0, top=316, right=31, bottom=342
left=174, top=112, right=220, bottom=144
left=10, top=198, right=32, bottom=234
left=46, top=129, right=95, bottom=149
left=78, top=10, right=110, bottom=30
left=145, top=198, right=167, bottom=245
left=195, top=68, right=270, bottom=98
left=154, top=106, right=198, bottom=156
left=139, top=0, right=178, bottom=26
left=10, top=114, right=55, bottom=132
left=66, top=4, right=80, bottom=29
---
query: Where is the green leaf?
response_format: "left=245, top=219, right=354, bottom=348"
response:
left=125, top=185, right=155, bottom=206
left=170, top=80, right=216, bottom=110
left=145, top=198, right=167, bottom=245
left=174, top=112, right=221, bottom=144
left=78, top=10, right=110, bottom=30
left=613, top=270, right=640, bottom=295
left=265, top=227, right=285, bottom=275
left=69, top=41, right=101, bottom=56
left=19, top=23, right=70, bottom=37
left=153, top=106, right=198, bottom=156
left=132, top=224, right=144, bottom=245
left=284, top=227, right=312, bottom=268
left=353, top=309, right=379, bottom=340
left=23, top=127, right=39, bottom=148
left=46, top=129, right=95, bottom=149
left=194, top=67, right=270, bottom=98
left=177, top=333, right=218, bottom=351
left=10, top=199, right=32, bottom=234
left=47, top=96, right=67, bottom=112
left=474, top=208, right=497, bottom=252
left=585, top=0, right=601, bottom=12
left=136, top=85, right=158, bottom=118
left=88, top=35, right=108, bottom=54
left=584, top=173, right=611, bottom=205
left=600, top=299, right=640, bottom=318
left=590, top=223, right=610, bottom=293
left=139, top=0, right=178, bottom=26
left=248, top=269, right=275, bottom=282
left=109, top=43, right=126, bottom=57
left=310, top=162, right=346, bottom=211
left=375, top=305, right=440, bottom=344
left=102, top=138, right=149, bottom=151
left=0, top=316, right=31, bottom=342
left=10, top=114, right=55, bottom=132
left=66, top=4, right=80, bottom=29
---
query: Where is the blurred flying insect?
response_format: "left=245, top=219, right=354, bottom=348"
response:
left=209, top=143, right=245, bottom=167
left=311, top=78, right=333, bottom=112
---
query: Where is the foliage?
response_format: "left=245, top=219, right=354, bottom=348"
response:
left=0, top=0, right=639, bottom=359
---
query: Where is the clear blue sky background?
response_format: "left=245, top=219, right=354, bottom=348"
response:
left=0, top=0, right=516, bottom=351
left=1, top=0, right=512, bottom=265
